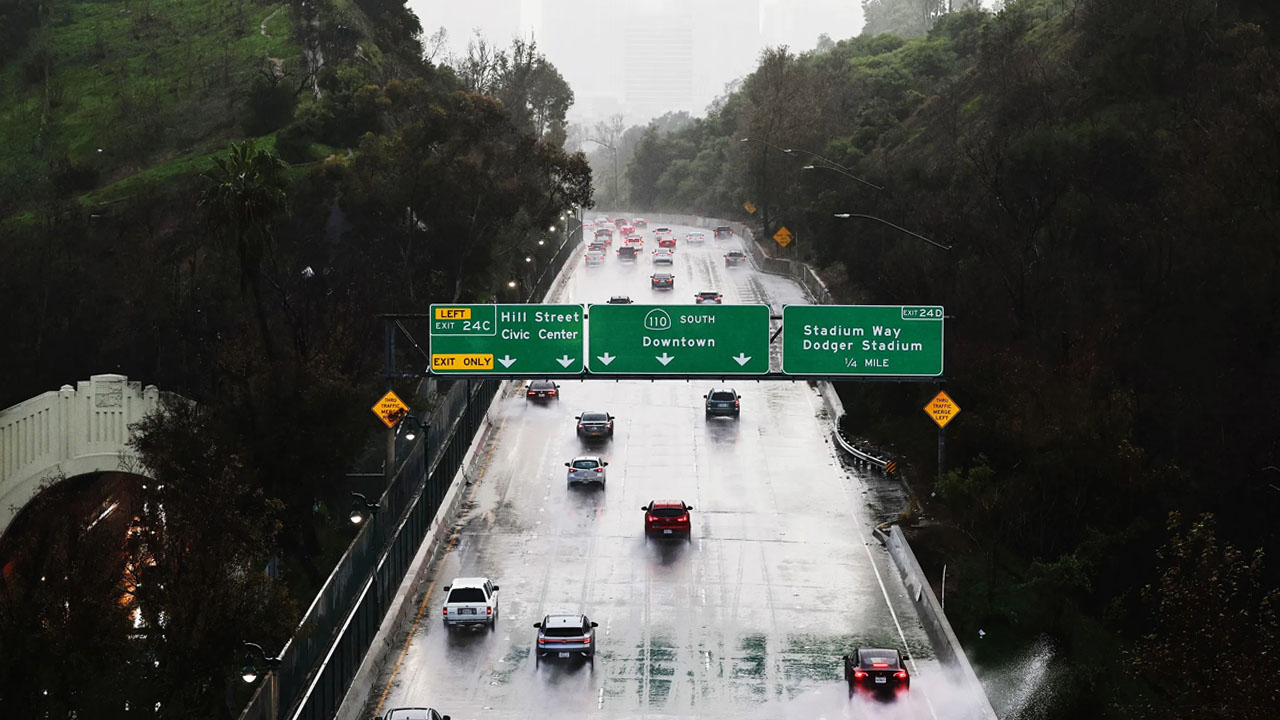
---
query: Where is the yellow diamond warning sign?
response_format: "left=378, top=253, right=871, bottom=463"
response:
left=744, top=201, right=757, bottom=214
left=773, top=226, right=793, bottom=247
left=372, top=390, right=409, bottom=428
left=923, top=391, right=960, bottom=428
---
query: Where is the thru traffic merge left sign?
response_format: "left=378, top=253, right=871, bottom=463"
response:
left=587, top=304, right=770, bottom=375
left=372, top=390, right=409, bottom=428
left=924, top=391, right=960, bottom=428
left=429, top=304, right=585, bottom=374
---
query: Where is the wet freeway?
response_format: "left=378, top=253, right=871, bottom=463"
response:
left=359, top=222, right=969, bottom=720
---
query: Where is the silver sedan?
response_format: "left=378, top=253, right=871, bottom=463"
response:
left=565, top=456, right=608, bottom=486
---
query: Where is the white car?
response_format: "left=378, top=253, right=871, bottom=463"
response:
left=685, top=231, right=705, bottom=243
left=442, top=577, right=499, bottom=630
left=652, top=250, right=674, bottom=265
left=565, top=456, right=608, bottom=486
left=585, top=248, right=606, bottom=265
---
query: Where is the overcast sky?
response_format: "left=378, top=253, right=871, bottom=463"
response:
left=407, top=0, right=865, bottom=126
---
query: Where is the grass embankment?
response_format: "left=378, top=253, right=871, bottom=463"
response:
left=1, top=0, right=298, bottom=214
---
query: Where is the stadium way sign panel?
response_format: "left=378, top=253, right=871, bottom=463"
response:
left=781, top=305, right=944, bottom=376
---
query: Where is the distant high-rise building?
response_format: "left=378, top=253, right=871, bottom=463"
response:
left=622, top=6, right=696, bottom=119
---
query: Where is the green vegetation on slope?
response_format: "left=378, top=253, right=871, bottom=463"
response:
left=0, top=0, right=298, bottom=216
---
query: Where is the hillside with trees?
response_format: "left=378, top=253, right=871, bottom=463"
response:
left=0, top=1, right=589, bottom=716
left=623, top=0, right=1280, bottom=715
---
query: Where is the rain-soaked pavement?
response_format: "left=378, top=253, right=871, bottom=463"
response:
left=360, top=223, right=965, bottom=720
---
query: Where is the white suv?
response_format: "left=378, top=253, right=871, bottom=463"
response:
left=441, top=577, right=499, bottom=630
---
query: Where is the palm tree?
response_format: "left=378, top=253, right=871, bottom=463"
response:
left=198, top=141, right=289, bottom=365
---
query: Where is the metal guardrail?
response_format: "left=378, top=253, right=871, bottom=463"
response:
left=833, top=421, right=896, bottom=474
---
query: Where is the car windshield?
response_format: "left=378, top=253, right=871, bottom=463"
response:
left=572, top=459, right=599, bottom=469
left=580, top=413, right=608, bottom=422
left=651, top=507, right=685, bottom=518
left=543, top=626, right=586, bottom=638
left=531, top=381, right=555, bottom=390
left=447, top=587, right=485, bottom=603
left=710, top=391, right=735, bottom=401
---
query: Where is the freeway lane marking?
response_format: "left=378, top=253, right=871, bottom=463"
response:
left=861, top=538, right=940, bottom=720
left=371, top=409, right=508, bottom=720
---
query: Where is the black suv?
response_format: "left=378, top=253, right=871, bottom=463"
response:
left=714, top=225, right=734, bottom=239
left=607, top=296, right=633, bottom=304
left=704, top=388, right=740, bottom=419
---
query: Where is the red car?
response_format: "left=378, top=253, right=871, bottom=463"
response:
left=620, top=225, right=635, bottom=237
left=657, top=236, right=676, bottom=248
left=642, top=500, right=693, bottom=538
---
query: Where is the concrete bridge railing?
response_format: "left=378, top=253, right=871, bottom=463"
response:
left=0, top=374, right=160, bottom=539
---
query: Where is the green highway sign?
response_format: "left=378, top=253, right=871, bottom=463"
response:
left=587, top=304, right=770, bottom=375
left=429, top=304, right=585, bottom=374
left=782, top=305, right=944, bottom=376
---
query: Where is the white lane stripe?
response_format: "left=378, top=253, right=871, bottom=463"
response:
left=861, top=539, right=940, bottom=720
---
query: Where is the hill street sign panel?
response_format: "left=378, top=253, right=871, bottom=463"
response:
left=587, top=304, right=770, bottom=375
left=782, top=305, right=944, bottom=376
left=429, top=304, right=585, bottom=374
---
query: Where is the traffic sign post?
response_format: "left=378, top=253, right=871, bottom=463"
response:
left=924, top=390, right=959, bottom=478
left=587, top=304, right=770, bottom=375
left=429, top=304, right=585, bottom=374
left=782, top=305, right=944, bottom=376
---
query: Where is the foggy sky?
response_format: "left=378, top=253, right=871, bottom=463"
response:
left=407, top=0, right=864, bottom=126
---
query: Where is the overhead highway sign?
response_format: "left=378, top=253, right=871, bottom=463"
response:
left=429, top=304, right=585, bottom=374
left=587, top=304, right=770, bottom=375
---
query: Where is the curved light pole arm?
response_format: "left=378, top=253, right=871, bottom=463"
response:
left=834, top=213, right=952, bottom=251
left=801, top=162, right=884, bottom=191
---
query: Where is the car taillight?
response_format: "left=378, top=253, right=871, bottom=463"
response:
left=538, top=637, right=546, bottom=645
left=605, top=423, right=612, bottom=428
left=548, top=390, right=557, bottom=395
left=487, top=606, right=493, bottom=615
left=595, top=468, right=602, bottom=472
left=577, top=424, right=584, bottom=429
left=853, top=669, right=867, bottom=679
left=582, top=636, right=591, bottom=644
left=895, top=670, right=908, bottom=679
left=442, top=607, right=448, bottom=615
left=734, top=400, right=740, bottom=406
left=872, top=662, right=889, bottom=669
left=678, top=514, right=688, bottom=522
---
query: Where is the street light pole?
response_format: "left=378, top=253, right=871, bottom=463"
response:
left=833, top=213, right=952, bottom=251
left=802, top=163, right=883, bottom=191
